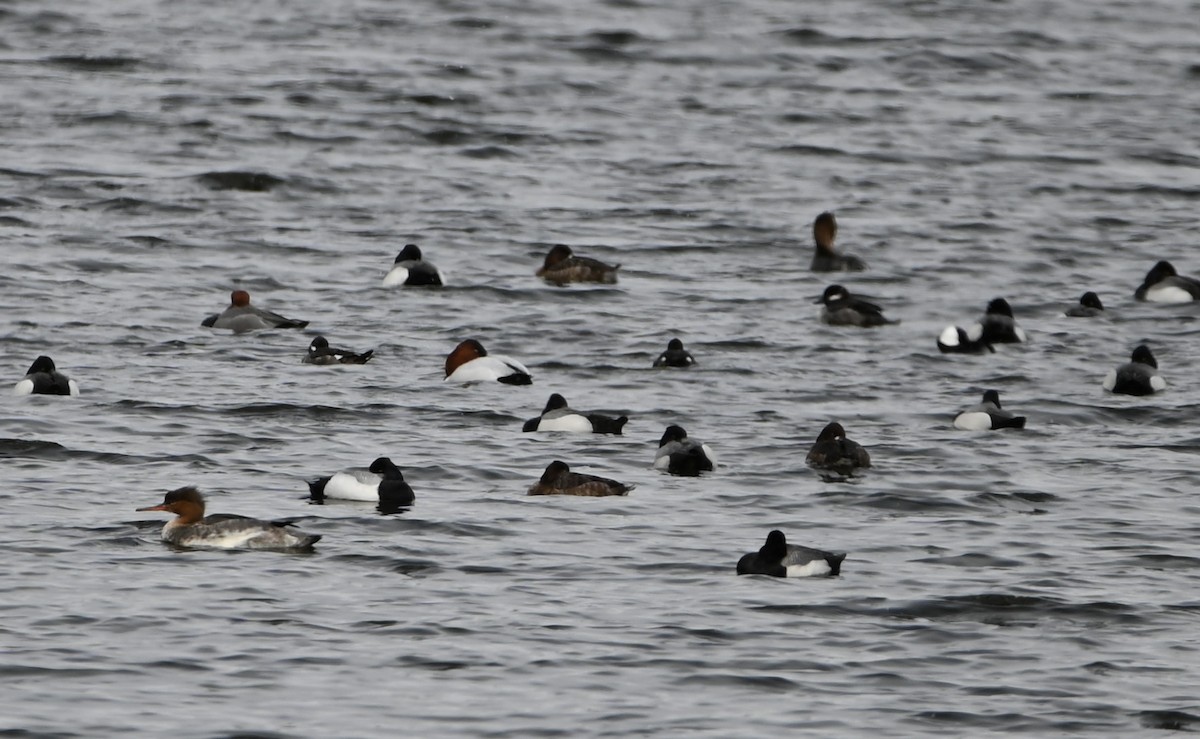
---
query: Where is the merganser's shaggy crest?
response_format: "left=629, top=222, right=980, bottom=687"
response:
left=653, top=338, right=696, bottom=368
left=1134, top=260, right=1200, bottom=303
left=815, top=285, right=896, bottom=327
left=303, top=336, right=374, bottom=365
left=654, top=425, right=716, bottom=476
left=527, top=460, right=633, bottom=497
left=1103, top=345, right=1167, bottom=396
left=444, top=339, right=532, bottom=385
left=136, top=487, right=320, bottom=550
left=736, top=530, right=846, bottom=577
left=13, top=356, right=79, bottom=396
left=805, top=422, right=871, bottom=476
left=536, top=244, right=619, bottom=286
left=522, top=393, right=628, bottom=434
left=809, top=211, right=865, bottom=272
left=201, top=290, right=309, bottom=333
left=382, top=244, right=444, bottom=287
left=308, top=457, right=414, bottom=508
left=1065, top=291, right=1104, bottom=318
left=953, top=390, right=1027, bottom=431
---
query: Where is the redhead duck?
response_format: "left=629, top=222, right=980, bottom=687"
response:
left=953, top=390, right=1027, bottom=431
left=303, top=336, right=374, bottom=365
left=444, top=339, right=532, bottom=385
left=805, top=422, right=871, bottom=476
left=536, top=245, right=619, bottom=286
left=654, top=425, right=715, bottom=476
left=809, top=212, right=865, bottom=272
left=136, top=487, right=320, bottom=550
left=13, top=356, right=79, bottom=396
left=527, top=460, right=633, bottom=497
left=1134, top=261, right=1200, bottom=303
left=1103, top=345, right=1166, bottom=396
left=653, top=338, right=696, bottom=368
left=382, top=244, right=444, bottom=287
left=522, top=393, right=628, bottom=434
left=202, top=290, right=309, bottom=333
left=737, top=530, right=846, bottom=577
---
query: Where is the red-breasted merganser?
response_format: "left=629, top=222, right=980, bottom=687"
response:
left=137, top=487, right=320, bottom=550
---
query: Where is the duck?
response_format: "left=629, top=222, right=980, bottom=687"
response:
left=136, top=487, right=320, bottom=550
left=969, top=298, right=1027, bottom=344
left=936, top=325, right=996, bottom=354
left=201, top=290, right=309, bottom=333
left=1065, top=291, right=1105, bottom=318
left=1103, top=345, right=1166, bottom=396
left=13, top=356, right=79, bottom=396
left=522, top=393, right=628, bottom=434
left=805, top=422, right=871, bottom=476
left=736, top=530, right=846, bottom=577
left=953, top=390, right=1027, bottom=431
left=814, top=285, right=896, bottom=327
left=382, top=244, right=444, bottom=287
left=653, top=338, right=696, bottom=368
left=302, top=336, right=374, bottom=365
left=444, top=339, right=532, bottom=385
left=1134, top=260, right=1200, bottom=303
left=307, top=457, right=414, bottom=507
left=527, top=460, right=633, bottom=497
left=654, top=425, right=716, bottom=476
left=536, top=244, right=619, bottom=286
left=809, top=211, right=865, bottom=272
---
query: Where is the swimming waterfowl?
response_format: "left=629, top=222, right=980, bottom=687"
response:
left=303, top=336, right=374, bottom=365
left=136, top=487, right=320, bottom=550
left=201, top=290, right=309, bottom=333
left=653, top=338, right=696, bottom=368
left=13, top=356, right=79, bottom=396
left=736, top=530, right=846, bottom=577
left=936, top=326, right=996, bottom=354
left=1103, top=345, right=1166, bottom=396
left=522, top=393, right=628, bottom=434
left=971, top=298, right=1027, bottom=344
left=1134, top=260, right=1200, bottom=303
left=814, top=285, right=896, bottom=327
left=308, top=457, right=414, bottom=507
left=953, top=390, right=1027, bottom=431
left=809, top=211, right=865, bottom=272
left=444, top=339, right=532, bottom=385
left=536, top=244, right=619, bottom=286
left=527, top=460, right=633, bottom=497
left=654, top=425, right=716, bottom=476
left=1065, top=291, right=1105, bottom=317
left=382, top=244, right=444, bottom=287
left=805, top=422, right=871, bottom=476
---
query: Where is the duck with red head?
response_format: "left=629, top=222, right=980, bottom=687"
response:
left=809, top=212, right=866, bottom=272
left=444, top=339, right=532, bottom=385
left=536, top=244, right=619, bottom=286
left=136, top=487, right=320, bottom=550
left=201, top=290, right=309, bottom=333
left=527, top=460, right=633, bottom=497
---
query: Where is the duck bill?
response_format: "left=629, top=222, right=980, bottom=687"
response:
left=136, top=503, right=170, bottom=512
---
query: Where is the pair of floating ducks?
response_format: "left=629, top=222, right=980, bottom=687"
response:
left=135, top=486, right=845, bottom=579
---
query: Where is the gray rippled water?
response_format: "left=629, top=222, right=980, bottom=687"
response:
left=3, top=0, right=1200, bottom=736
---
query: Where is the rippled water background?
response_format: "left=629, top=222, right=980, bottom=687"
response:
left=3, top=0, right=1200, bottom=735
